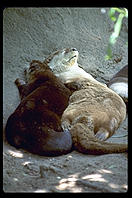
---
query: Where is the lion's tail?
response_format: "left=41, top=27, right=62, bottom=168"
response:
left=71, top=123, right=127, bottom=155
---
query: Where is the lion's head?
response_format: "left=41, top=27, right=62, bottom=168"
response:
left=44, top=48, right=79, bottom=74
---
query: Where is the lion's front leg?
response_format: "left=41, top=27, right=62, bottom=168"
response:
left=15, top=78, right=29, bottom=100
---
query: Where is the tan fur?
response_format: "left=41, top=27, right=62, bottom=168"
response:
left=62, top=79, right=127, bottom=154
left=45, top=48, right=127, bottom=154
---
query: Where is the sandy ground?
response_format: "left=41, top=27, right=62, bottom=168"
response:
left=3, top=8, right=128, bottom=192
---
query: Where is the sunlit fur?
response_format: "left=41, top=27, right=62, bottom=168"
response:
left=108, top=65, right=128, bottom=106
left=44, top=48, right=127, bottom=154
left=44, top=48, right=102, bottom=85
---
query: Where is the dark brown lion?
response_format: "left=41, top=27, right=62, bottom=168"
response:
left=5, top=60, right=72, bottom=156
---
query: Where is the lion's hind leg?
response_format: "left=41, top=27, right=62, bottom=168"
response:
left=95, top=129, right=109, bottom=141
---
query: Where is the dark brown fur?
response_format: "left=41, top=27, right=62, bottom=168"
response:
left=5, top=60, right=72, bottom=156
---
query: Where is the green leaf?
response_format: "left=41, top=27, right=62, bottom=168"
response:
left=105, top=55, right=111, bottom=60
left=105, top=44, right=112, bottom=60
left=109, top=8, right=117, bottom=22
left=111, top=16, right=117, bottom=22
left=114, top=13, right=124, bottom=36
left=109, top=33, right=117, bottom=45
left=105, top=7, right=128, bottom=61
left=124, top=8, right=128, bottom=18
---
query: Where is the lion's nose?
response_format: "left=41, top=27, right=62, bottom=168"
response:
left=72, top=48, right=77, bottom=51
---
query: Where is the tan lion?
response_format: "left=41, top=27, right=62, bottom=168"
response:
left=44, top=48, right=127, bottom=154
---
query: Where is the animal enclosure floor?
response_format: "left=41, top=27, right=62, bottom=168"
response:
left=3, top=116, right=128, bottom=193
